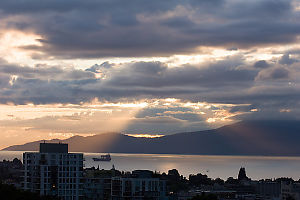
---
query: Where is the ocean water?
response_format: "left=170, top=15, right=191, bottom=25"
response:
left=1, top=151, right=300, bottom=180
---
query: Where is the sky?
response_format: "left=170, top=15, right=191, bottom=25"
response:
left=0, top=0, right=300, bottom=149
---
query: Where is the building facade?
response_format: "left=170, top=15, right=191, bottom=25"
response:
left=254, top=180, right=281, bottom=200
left=281, top=181, right=300, bottom=200
left=23, top=143, right=84, bottom=200
left=111, top=170, right=167, bottom=200
left=82, top=167, right=114, bottom=200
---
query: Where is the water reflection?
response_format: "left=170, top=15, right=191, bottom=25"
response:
left=80, top=153, right=300, bottom=180
left=1, top=151, right=300, bottom=180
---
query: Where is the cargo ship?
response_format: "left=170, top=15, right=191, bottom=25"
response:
left=92, top=154, right=111, bottom=161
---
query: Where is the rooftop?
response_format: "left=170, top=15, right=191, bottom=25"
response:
left=39, top=143, right=68, bottom=153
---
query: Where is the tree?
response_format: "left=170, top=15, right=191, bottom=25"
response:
left=0, top=183, right=59, bottom=200
left=286, top=195, right=296, bottom=200
left=190, top=193, right=218, bottom=200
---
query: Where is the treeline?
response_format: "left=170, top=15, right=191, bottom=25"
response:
left=0, top=183, right=59, bottom=200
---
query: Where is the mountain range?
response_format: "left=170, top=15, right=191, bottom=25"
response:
left=3, top=120, right=300, bottom=156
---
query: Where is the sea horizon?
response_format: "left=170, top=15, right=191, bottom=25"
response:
left=2, top=150, right=300, bottom=180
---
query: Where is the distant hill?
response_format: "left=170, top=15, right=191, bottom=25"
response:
left=3, top=120, right=300, bottom=156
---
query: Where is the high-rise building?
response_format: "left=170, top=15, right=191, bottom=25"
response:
left=23, top=143, right=84, bottom=200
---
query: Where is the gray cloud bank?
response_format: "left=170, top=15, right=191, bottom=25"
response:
left=0, top=54, right=300, bottom=120
left=0, top=0, right=300, bottom=58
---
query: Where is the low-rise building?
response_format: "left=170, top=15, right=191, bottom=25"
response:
left=83, top=167, right=117, bottom=200
left=281, top=181, right=300, bottom=200
left=254, top=180, right=281, bottom=200
left=111, top=170, right=167, bottom=200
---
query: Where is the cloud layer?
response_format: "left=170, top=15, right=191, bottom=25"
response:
left=0, top=0, right=300, bottom=148
left=0, top=54, right=300, bottom=120
left=0, top=0, right=300, bottom=58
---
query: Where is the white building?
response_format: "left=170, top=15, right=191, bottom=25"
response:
left=23, top=143, right=84, bottom=200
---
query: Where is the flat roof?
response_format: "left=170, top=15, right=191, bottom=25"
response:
left=40, top=143, right=68, bottom=153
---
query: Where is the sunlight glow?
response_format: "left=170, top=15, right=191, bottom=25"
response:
left=207, top=118, right=217, bottom=123
left=0, top=30, right=42, bottom=64
left=125, top=134, right=165, bottom=138
left=0, top=98, right=253, bottom=148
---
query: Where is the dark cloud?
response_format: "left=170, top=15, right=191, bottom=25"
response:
left=0, top=58, right=230, bottom=103
left=0, top=63, right=95, bottom=81
left=223, top=0, right=292, bottom=19
left=0, top=0, right=298, bottom=58
left=0, top=60, right=98, bottom=104
left=231, top=99, right=300, bottom=121
left=279, top=53, right=299, bottom=65
left=161, top=17, right=195, bottom=28
left=256, top=67, right=291, bottom=80
left=254, top=60, right=270, bottom=69
left=124, top=115, right=210, bottom=134
left=227, top=47, right=238, bottom=51
left=107, top=58, right=255, bottom=88
left=229, top=105, right=256, bottom=113
left=0, top=53, right=300, bottom=120
left=85, top=62, right=114, bottom=73
left=135, top=107, right=203, bottom=122
left=287, top=48, right=300, bottom=55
